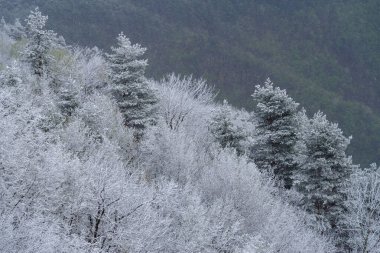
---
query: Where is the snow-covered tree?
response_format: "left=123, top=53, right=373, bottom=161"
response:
left=2, top=18, right=26, bottom=40
left=48, top=46, right=108, bottom=116
left=154, top=74, right=214, bottom=131
left=251, top=78, right=300, bottom=189
left=294, top=111, right=355, bottom=235
left=341, top=163, right=380, bottom=253
left=23, top=8, right=59, bottom=77
left=76, top=93, right=135, bottom=158
left=73, top=47, right=108, bottom=95
left=209, top=100, right=246, bottom=155
left=106, top=32, right=156, bottom=129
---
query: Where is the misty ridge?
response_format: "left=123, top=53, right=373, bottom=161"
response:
left=0, top=6, right=379, bottom=253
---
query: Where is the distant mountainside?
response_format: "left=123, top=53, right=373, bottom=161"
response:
left=1, top=0, right=379, bottom=165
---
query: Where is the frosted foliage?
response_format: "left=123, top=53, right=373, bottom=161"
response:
left=50, top=47, right=107, bottom=96
left=0, top=9, right=337, bottom=253
left=23, top=8, right=60, bottom=77
left=1, top=18, right=26, bottom=40
left=107, top=32, right=156, bottom=129
left=342, top=164, right=380, bottom=253
left=200, top=150, right=334, bottom=253
left=0, top=61, right=23, bottom=86
left=107, top=33, right=147, bottom=85
left=209, top=100, right=247, bottom=155
left=294, top=111, right=354, bottom=235
left=74, top=47, right=108, bottom=94
left=0, top=29, right=14, bottom=65
left=252, top=78, right=299, bottom=189
left=76, top=93, right=134, bottom=157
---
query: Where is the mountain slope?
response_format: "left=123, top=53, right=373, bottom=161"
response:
left=1, top=0, right=379, bottom=165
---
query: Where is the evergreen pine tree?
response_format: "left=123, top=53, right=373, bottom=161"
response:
left=210, top=100, right=245, bottom=155
left=295, top=111, right=355, bottom=235
left=23, top=8, right=58, bottom=77
left=106, top=32, right=156, bottom=129
left=251, top=78, right=299, bottom=189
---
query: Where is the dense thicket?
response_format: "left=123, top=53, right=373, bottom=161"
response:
left=1, top=9, right=379, bottom=253
left=0, top=0, right=379, bottom=166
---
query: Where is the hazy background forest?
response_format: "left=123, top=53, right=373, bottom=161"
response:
left=0, top=0, right=379, bottom=165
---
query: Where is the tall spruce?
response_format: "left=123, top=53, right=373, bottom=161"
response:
left=251, top=78, right=299, bottom=189
left=23, top=8, right=58, bottom=77
left=294, top=111, right=355, bottom=235
left=106, top=32, right=156, bottom=129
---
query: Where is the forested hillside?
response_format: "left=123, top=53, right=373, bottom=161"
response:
left=1, top=8, right=380, bottom=253
left=0, top=0, right=379, bottom=165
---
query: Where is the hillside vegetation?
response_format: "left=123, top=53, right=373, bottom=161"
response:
left=2, top=8, right=380, bottom=252
left=1, top=0, right=379, bottom=165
